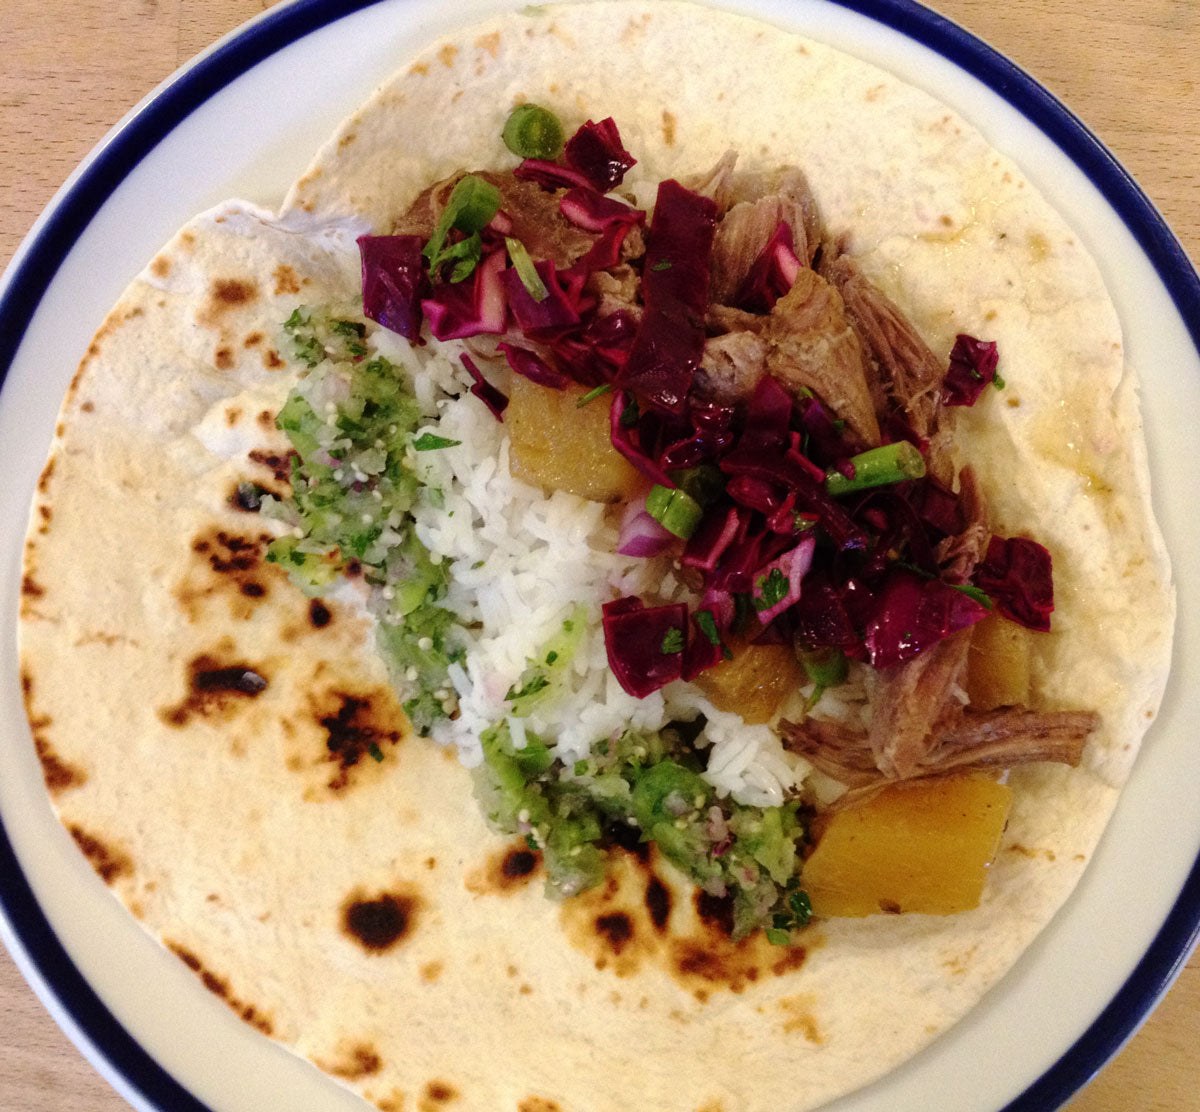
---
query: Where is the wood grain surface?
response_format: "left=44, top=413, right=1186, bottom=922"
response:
left=0, top=1, right=1196, bottom=1110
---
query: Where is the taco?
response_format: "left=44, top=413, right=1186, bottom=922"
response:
left=17, top=3, right=1173, bottom=1111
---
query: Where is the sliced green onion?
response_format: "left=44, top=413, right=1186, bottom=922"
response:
left=505, top=237, right=548, bottom=301
left=645, top=484, right=704, bottom=539
left=671, top=464, right=725, bottom=508
left=801, top=647, right=848, bottom=689
left=576, top=383, right=614, bottom=408
left=824, top=440, right=926, bottom=497
left=501, top=103, right=565, bottom=159
left=801, top=647, right=848, bottom=712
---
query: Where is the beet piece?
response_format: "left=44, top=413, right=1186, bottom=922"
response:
left=942, top=334, right=1000, bottom=407
left=974, top=535, right=1054, bottom=631
left=602, top=598, right=688, bottom=697
left=563, top=117, right=637, bottom=192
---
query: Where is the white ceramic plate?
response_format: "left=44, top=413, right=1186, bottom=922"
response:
left=1, top=2, right=1197, bottom=1110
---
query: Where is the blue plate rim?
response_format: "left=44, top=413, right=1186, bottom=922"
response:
left=0, top=1, right=1197, bottom=1110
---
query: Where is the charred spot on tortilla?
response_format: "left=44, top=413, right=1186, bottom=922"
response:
left=69, top=825, right=132, bottom=885
left=203, top=278, right=260, bottom=320
left=316, top=1042, right=384, bottom=1081
left=421, top=1080, right=459, bottom=1108
left=272, top=264, right=304, bottom=295
left=645, top=875, right=672, bottom=932
left=165, top=941, right=274, bottom=1035
left=694, top=891, right=736, bottom=938
left=318, top=691, right=404, bottom=789
left=248, top=448, right=297, bottom=484
left=342, top=891, right=420, bottom=952
left=214, top=345, right=236, bottom=371
left=263, top=348, right=286, bottom=370
left=594, top=912, right=635, bottom=954
left=518, top=1099, right=563, bottom=1112
left=21, top=574, right=44, bottom=598
left=229, top=480, right=275, bottom=513
left=36, top=456, right=55, bottom=494
left=466, top=842, right=543, bottom=895
left=308, top=599, right=333, bottom=628
left=150, top=255, right=171, bottom=278
left=243, top=331, right=264, bottom=348
left=25, top=674, right=85, bottom=794
left=159, top=654, right=268, bottom=728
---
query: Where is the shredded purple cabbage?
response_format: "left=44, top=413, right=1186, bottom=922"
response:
left=358, top=234, right=429, bottom=341
left=735, top=221, right=802, bottom=313
left=460, top=353, right=508, bottom=421
left=617, top=180, right=718, bottom=414
left=863, top=569, right=990, bottom=669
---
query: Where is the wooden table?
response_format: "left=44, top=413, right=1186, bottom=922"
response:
left=0, top=0, right=1196, bottom=1108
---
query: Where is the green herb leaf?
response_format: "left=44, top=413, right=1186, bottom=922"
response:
left=412, top=432, right=462, bottom=452
left=951, top=583, right=994, bottom=609
left=660, top=627, right=685, bottom=655
left=423, top=175, right=501, bottom=276
left=992, top=371, right=1007, bottom=389
left=765, top=927, right=791, bottom=946
left=650, top=259, right=673, bottom=271
left=506, top=672, right=551, bottom=702
left=753, top=567, right=789, bottom=611
left=694, top=609, right=722, bottom=647
left=368, top=742, right=385, bottom=763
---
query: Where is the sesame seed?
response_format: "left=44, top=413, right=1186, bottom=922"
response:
left=418, top=637, right=433, bottom=651
left=381, top=586, right=395, bottom=600
left=430, top=552, right=443, bottom=566
left=333, top=469, right=344, bottom=481
left=674, top=818, right=688, bottom=829
left=569, top=845, right=582, bottom=857
left=517, top=809, right=530, bottom=823
left=361, top=513, right=373, bottom=524
left=405, top=666, right=418, bottom=682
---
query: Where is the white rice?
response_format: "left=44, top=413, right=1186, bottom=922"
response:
left=376, top=330, right=815, bottom=807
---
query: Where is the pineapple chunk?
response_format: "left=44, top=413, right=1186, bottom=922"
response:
left=693, top=640, right=806, bottom=725
left=967, top=613, right=1031, bottom=710
left=802, top=774, right=1013, bottom=917
left=507, top=377, right=643, bottom=502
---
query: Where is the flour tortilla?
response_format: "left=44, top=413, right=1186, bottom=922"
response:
left=18, top=4, right=1174, bottom=1111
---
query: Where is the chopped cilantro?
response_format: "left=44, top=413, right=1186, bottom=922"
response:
left=660, top=627, right=685, bottom=654
left=506, top=672, right=551, bottom=701
left=952, top=583, right=994, bottom=609
left=753, top=566, right=789, bottom=611
left=575, top=383, right=614, bottom=408
left=413, top=432, right=462, bottom=451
